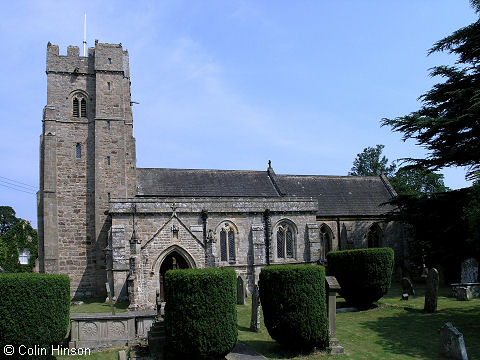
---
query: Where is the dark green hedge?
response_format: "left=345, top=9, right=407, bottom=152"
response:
left=0, top=221, right=38, bottom=273
left=327, top=248, right=394, bottom=309
left=259, top=265, right=328, bottom=351
left=164, top=267, right=237, bottom=359
left=0, top=273, right=70, bottom=359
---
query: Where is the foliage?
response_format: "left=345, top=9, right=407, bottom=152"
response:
left=389, top=167, right=449, bottom=196
left=327, top=248, right=394, bottom=309
left=0, top=206, right=19, bottom=237
left=389, top=188, right=479, bottom=282
left=0, top=273, right=70, bottom=359
left=164, top=267, right=237, bottom=359
left=381, top=2, right=480, bottom=182
left=259, top=265, right=328, bottom=351
left=0, top=220, right=38, bottom=272
left=349, top=144, right=396, bottom=177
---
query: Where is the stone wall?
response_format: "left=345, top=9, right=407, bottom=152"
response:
left=38, top=42, right=136, bottom=297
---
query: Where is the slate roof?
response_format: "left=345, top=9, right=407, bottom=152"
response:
left=136, top=168, right=396, bottom=217
left=136, top=168, right=280, bottom=197
left=275, top=175, right=395, bottom=216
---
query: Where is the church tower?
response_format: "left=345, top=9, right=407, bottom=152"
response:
left=38, top=41, right=136, bottom=297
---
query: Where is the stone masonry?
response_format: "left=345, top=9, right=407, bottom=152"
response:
left=38, top=41, right=407, bottom=306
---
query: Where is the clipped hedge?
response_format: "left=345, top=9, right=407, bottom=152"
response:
left=0, top=273, right=70, bottom=359
left=164, top=267, right=237, bottom=359
left=327, top=247, right=394, bottom=309
left=259, top=265, right=328, bottom=351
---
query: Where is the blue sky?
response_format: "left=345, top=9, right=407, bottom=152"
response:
left=0, top=1, right=477, bottom=227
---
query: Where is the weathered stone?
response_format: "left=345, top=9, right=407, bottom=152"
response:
left=250, top=284, right=261, bottom=332
left=237, top=276, right=245, bottom=305
left=440, top=322, right=468, bottom=360
left=401, top=277, right=415, bottom=296
left=326, top=276, right=344, bottom=355
left=456, top=287, right=472, bottom=301
left=461, top=258, right=478, bottom=283
left=424, top=268, right=439, bottom=313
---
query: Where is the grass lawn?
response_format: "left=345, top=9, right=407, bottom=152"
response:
left=61, top=282, right=480, bottom=359
left=238, top=282, right=480, bottom=360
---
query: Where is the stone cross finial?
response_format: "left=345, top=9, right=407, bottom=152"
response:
left=268, top=160, right=272, bottom=168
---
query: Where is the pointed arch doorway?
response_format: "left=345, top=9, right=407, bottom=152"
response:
left=159, top=250, right=191, bottom=301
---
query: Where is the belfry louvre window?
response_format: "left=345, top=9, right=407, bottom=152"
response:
left=220, top=223, right=236, bottom=262
left=81, top=99, right=87, bottom=117
left=277, top=223, right=294, bottom=259
left=76, top=143, right=81, bottom=158
left=73, top=98, right=79, bottom=117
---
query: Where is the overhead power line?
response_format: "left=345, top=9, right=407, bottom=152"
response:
left=0, top=176, right=37, bottom=195
left=0, top=175, right=36, bottom=189
left=0, top=182, right=37, bottom=195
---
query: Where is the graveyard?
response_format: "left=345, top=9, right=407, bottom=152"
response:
left=52, top=280, right=480, bottom=360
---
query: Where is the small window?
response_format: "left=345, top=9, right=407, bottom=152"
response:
left=107, top=82, right=111, bottom=91
left=76, top=143, right=81, bottom=158
left=219, top=222, right=236, bottom=263
left=107, top=120, right=110, bottom=130
left=277, top=222, right=295, bottom=259
left=18, top=249, right=30, bottom=265
left=80, top=99, right=87, bottom=117
left=108, top=58, right=112, bottom=64
left=107, top=192, right=111, bottom=201
left=73, top=98, right=79, bottom=117
left=107, top=156, right=111, bottom=166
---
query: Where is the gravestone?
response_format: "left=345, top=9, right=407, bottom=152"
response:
left=461, top=258, right=478, bottom=283
left=440, top=322, right=468, bottom=360
left=401, top=277, right=415, bottom=296
left=457, top=287, right=472, bottom=301
left=250, top=284, right=261, bottom=332
left=325, top=276, right=344, bottom=355
left=237, top=276, right=245, bottom=305
left=424, top=268, right=439, bottom=313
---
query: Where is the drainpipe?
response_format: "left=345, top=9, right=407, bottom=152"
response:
left=263, top=209, right=271, bottom=266
left=336, top=217, right=341, bottom=251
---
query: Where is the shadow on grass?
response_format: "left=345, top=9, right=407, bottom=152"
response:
left=360, top=306, right=480, bottom=360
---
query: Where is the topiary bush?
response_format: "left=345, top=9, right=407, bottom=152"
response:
left=327, top=247, right=394, bottom=309
left=164, top=267, right=237, bottom=359
left=259, top=265, right=328, bottom=351
left=0, top=273, right=70, bottom=359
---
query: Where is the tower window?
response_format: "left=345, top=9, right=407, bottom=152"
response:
left=81, top=99, right=87, bottom=117
left=107, top=82, right=111, bottom=91
left=107, top=156, right=111, bottom=166
left=76, top=143, right=81, bottom=158
left=108, top=192, right=111, bottom=201
left=107, top=120, right=110, bottom=130
left=73, top=98, right=79, bottom=117
left=108, top=58, right=112, bottom=64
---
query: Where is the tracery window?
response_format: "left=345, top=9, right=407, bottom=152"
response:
left=220, top=222, right=236, bottom=263
left=73, top=96, right=87, bottom=118
left=367, top=223, right=383, bottom=248
left=320, top=224, right=332, bottom=259
left=277, top=223, right=294, bottom=259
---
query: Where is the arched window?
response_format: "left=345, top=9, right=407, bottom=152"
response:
left=219, top=222, right=236, bottom=263
left=277, top=223, right=295, bottom=259
left=320, top=224, right=333, bottom=259
left=73, top=98, right=79, bottom=117
left=367, top=223, right=383, bottom=248
left=81, top=98, right=87, bottom=117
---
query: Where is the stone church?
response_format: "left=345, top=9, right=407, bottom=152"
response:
left=38, top=41, right=406, bottom=310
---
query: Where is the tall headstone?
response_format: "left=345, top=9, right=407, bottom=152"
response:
left=461, top=258, right=478, bottom=283
left=440, top=322, right=468, bottom=360
left=250, top=284, right=261, bottom=332
left=424, top=268, right=439, bottom=313
left=237, top=276, right=245, bottom=305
